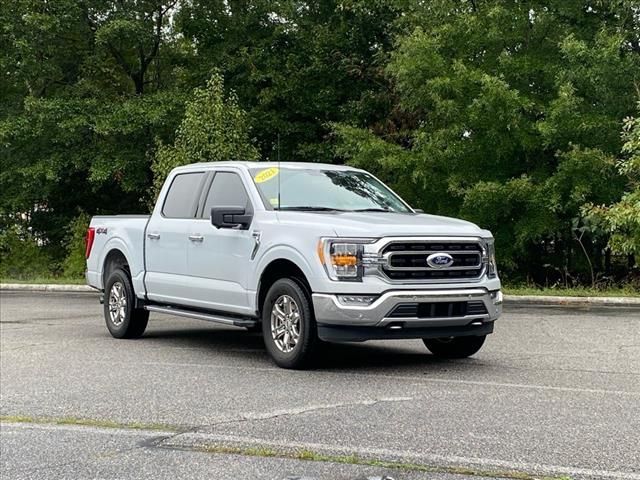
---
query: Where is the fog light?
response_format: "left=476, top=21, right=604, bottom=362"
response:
left=336, top=295, right=378, bottom=306
left=490, top=290, right=503, bottom=305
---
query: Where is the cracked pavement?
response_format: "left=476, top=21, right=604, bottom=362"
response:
left=1, top=291, right=639, bottom=479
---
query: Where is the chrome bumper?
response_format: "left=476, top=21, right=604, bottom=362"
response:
left=312, top=288, right=502, bottom=328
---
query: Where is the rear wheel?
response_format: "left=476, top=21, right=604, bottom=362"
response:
left=422, top=335, right=486, bottom=359
left=262, top=278, right=317, bottom=369
left=104, top=268, right=149, bottom=339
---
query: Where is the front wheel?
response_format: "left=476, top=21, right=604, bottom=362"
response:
left=104, top=268, right=149, bottom=339
left=423, top=335, right=486, bottom=359
left=262, top=278, right=317, bottom=369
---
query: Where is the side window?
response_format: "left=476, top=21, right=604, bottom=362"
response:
left=162, top=172, right=205, bottom=218
left=201, top=172, right=250, bottom=218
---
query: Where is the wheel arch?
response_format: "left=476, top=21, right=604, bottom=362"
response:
left=256, top=258, right=312, bottom=317
left=102, top=248, right=131, bottom=287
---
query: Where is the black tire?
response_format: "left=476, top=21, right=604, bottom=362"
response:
left=261, top=278, right=317, bottom=369
left=103, top=268, right=149, bottom=339
left=423, top=335, right=486, bottom=359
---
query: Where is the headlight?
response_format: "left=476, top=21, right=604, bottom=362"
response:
left=486, top=240, right=498, bottom=278
left=317, top=239, right=374, bottom=281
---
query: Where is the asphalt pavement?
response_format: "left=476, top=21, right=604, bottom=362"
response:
left=1, top=291, right=639, bottom=480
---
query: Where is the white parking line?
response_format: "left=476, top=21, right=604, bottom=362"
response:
left=169, top=432, right=640, bottom=480
left=4, top=423, right=636, bottom=480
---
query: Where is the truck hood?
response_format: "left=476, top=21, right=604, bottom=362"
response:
left=277, top=211, right=488, bottom=238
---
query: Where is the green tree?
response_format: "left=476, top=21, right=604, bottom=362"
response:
left=152, top=73, right=259, bottom=194
left=334, top=0, right=639, bottom=283
left=176, top=0, right=401, bottom=162
left=2, top=0, right=639, bottom=285
left=586, top=108, right=640, bottom=258
left=0, top=0, right=186, bottom=261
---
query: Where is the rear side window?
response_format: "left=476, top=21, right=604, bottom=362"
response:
left=201, top=172, right=251, bottom=218
left=162, top=172, right=205, bottom=218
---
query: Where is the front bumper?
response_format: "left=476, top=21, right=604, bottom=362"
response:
left=312, top=288, right=502, bottom=341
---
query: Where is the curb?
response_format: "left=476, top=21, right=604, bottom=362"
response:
left=0, top=283, right=95, bottom=293
left=504, top=294, right=640, bottom=307
left=1, top=283, right=638, bottom=306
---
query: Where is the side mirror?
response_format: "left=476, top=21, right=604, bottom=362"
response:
left=211, top=206, right=252, bottom=230
left=413, top=208, right=424, bottom=213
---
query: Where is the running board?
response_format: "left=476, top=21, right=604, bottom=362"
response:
left=145, top=305, right=257, bottom=328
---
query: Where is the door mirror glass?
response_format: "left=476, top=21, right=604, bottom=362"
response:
left=211, top=206, right=253, bottom=230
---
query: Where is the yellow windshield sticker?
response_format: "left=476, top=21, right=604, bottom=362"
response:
left=269, top=197, right=279, bottom=206
left=254, top=167, right=279, bottom=183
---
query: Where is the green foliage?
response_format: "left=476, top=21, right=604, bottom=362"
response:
left=1, top=0, right=187, bottom=248
left=176, top=0, right=402, bottom=162
left=334, top=0, right=639, bottom=282
left=152, top=74, right=259, bottom=195
left=1, top=0, right=639, bottom=285
left=585, top=110, right=640, bottom=256
left=0, top=226, right=52, bottom=279
left=62, top=213, right=91, bottom=278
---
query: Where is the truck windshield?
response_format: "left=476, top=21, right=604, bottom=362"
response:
left=249, top=167, right=411, bottom=213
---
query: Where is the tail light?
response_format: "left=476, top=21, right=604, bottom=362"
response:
left=85, top=227, right=95, bottom=259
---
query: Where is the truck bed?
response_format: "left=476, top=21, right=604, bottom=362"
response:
left=86, top=215, right=151, bottom=293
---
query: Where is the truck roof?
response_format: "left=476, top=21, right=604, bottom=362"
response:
left=174, top=161, right=362, bottom=172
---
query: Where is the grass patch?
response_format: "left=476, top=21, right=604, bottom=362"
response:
left=0, top=276, right=86, bottom=285
left=197, top=443, right=570, bottom=480
left=0, top=415, right=180, bottom=432
left=503, top=285, right=639, bottom=297
left=2, top=415, right=571, bottom=480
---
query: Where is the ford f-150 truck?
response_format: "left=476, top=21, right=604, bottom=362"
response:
left=86, top=161, right=502, bottom=368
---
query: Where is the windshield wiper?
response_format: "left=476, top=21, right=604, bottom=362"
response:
left=352, top=207, right=392, bottom=212
left=278, top=206, right=345, bottom=212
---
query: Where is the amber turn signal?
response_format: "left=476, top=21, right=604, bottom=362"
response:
left=331, top=254, right=358, bottom=266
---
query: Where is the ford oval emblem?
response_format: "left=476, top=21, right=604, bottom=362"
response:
left=426, top=252, right=454, bottom=269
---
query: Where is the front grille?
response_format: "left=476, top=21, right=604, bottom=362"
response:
left=381, top=241, right=483, bottom=281
left=388, top=304, right=419, bottom=318
left=466, top=300, right=489, bottom=315
left=388, top=300, right=488, bottom=319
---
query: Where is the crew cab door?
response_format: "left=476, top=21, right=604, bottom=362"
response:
left=185, top=170, right=255, bottom=315
left=145, top=171, right=206, bottom=305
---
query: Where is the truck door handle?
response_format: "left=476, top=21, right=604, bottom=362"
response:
left=188, top=235, right=204, bottom=243
left=147, top=233, right=160, bottom=240
left=251, top=231, right=262, bottom=260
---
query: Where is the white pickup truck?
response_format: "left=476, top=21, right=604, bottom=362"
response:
left=86, top=162, right=502, bottom=368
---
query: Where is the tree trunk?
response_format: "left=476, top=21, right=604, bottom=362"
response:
left=133, top=72, right=144, bottom=95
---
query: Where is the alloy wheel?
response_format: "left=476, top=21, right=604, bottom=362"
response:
left=270, top=294, right=301, bottom=353
left=108, top=281, right=127, bottom=327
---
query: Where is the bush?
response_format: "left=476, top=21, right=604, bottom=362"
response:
left=584, top=110, right=640, bottom=259
left=0, top=226, right=53, bottom=279
left=62, top=213, right=90, bottom=278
